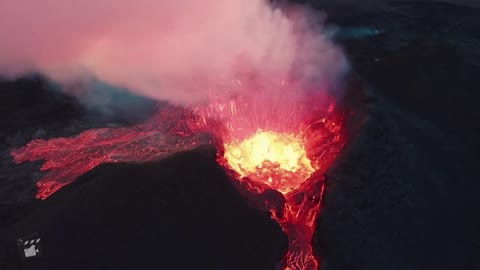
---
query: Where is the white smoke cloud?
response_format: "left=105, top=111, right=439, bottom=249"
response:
left=0, top=0, right=348, bottom=104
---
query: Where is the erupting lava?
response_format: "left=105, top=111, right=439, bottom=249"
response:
left=209, top=84, right=346, bottom=270
left=11, top=79, right=347, bottom=270
left=224, top=130, right=314, bottom=194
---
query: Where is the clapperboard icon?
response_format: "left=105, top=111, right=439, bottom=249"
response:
left=17, top=233, right=42, bottom=260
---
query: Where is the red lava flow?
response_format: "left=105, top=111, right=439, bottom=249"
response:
left=11, top=78, right=347, bottom=270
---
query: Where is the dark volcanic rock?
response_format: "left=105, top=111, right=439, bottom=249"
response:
left=312, top=3, right=480, bottom=269
left=0, top=145, right=287, bottom=270
left=0, top=76, right=82, bottom=133
left=0, top=76, right=158, bottom=231
left=316, top=78, right=479, bottom=270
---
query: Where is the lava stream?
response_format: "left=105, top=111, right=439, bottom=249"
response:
left=217, top=106, right=345, bottom=270
left=11, top=80, right=346, bottom=270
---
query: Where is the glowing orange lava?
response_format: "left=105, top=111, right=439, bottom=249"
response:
left=224, top=130, right=314, bottom=194
left=202, top=85, right=346, bottom=270
left=11, top=79, right=347, bottom=270
left=219, top=117, right=344, bottom=270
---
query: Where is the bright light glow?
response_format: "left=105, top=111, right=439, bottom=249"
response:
left=224, top=130, right=314, bottom=194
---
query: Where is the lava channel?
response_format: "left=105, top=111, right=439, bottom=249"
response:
left=203, top=89, right=346, bottom=270
left=11, top=79, right=347, bottom=270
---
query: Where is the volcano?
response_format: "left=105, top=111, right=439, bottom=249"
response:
left=9, top=77, right=351, bottom=270
left=3, top=2, right=479, bottom=270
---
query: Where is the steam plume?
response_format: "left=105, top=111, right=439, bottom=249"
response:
left=0, top=0, right=347, bottom=104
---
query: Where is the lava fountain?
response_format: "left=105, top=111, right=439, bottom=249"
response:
left=11, top=79, right=346, bottom=270
left=197, top=80, right=346, bottom=270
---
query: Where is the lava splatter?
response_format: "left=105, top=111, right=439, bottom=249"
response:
left=11, top=79, right=346, bottom=270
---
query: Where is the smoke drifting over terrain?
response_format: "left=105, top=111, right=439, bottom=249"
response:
left=0, top=0, right=347, bottom=104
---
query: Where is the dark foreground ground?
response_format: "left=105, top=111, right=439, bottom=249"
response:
left=1, top=146, right=287, bottom=270
left=1, top=1, right=480, bottom=270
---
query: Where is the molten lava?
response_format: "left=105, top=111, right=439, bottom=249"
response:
left=224, top=130, right=314, bottom=194
left=11, top=79, right=347, bottom=270
left=210, top=90, right=345, bottom=270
